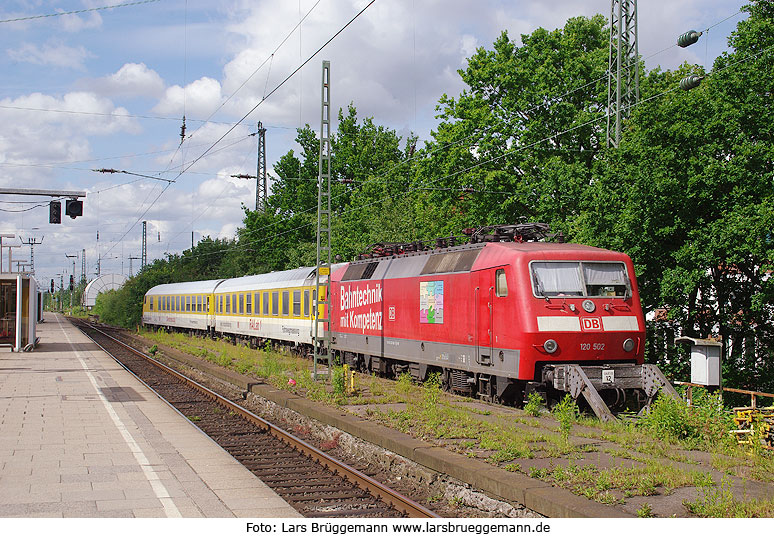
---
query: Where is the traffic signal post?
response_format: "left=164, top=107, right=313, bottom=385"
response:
left=0, top=188, right=86, bottom=224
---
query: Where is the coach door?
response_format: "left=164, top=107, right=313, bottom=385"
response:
left=475, top=269, right=494, bottom=365
left=475, top=267, right=510, bottom=366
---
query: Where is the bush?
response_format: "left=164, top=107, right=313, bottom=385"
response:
left=638, top=389, right=733, bottom=448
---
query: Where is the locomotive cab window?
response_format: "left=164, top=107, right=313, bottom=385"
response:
left=583, top=262, right=629, bottom=297
left=495, top=269, right=508, bottom=297
left=531, top=261, right=630, bottom=298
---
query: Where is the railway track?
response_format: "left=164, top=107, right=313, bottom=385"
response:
left=73, top=319, right=437, bottom=519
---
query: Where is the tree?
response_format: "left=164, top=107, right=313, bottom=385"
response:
left=419, top=16, right=610, bottom=236
left=578, top=0, right=774, bottom=390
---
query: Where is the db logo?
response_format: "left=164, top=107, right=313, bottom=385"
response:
left=580, top=317, right=603, bottom=331
left=389, top=306, right=396, bottom=321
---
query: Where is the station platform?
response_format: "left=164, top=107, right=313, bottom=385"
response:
left=0, top=312, right=300, bottom=518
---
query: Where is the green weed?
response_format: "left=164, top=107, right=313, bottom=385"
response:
left=524, top=392, right=545, bottom=417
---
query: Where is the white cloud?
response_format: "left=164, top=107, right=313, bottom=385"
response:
left=153, top=77, right=224, bottom=117
left=90, top=63, right=166, bottom=98
left=59, top=11, right=102, bottom=33
left=0, top=92, right=140, bottom=179
left=7, top=40, right=93, bottom=70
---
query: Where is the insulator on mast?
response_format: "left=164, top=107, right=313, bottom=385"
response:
left=679, top=74, right=704, bottom=91
left=677, top=30, right=702, bottom=48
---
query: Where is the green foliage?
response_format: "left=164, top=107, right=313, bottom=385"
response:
left=331, top=365, right=346, bottom=400
left=524, top=392, right=545, bottom=417
left=148, top=344, right=158, bottom=356
left=396, top=372, right=414, bottom=397
left=552, top=395, right=579, bottom=441
left=636, top=503, right=653, bottom=518
left=684, top=476, right=774, bottom=517
left=423, top=372, right=442, bottom=410
left=638, top=390, right=733, bottom=448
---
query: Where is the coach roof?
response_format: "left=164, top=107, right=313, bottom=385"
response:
left=145, top=279, right=224, bottom=297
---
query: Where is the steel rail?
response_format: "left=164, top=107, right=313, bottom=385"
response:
left=76, top=320, right=439, bottom=519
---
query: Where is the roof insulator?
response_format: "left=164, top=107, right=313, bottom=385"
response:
left=679, top=75, right=704, bottom=91
left=677, top=30, right=702, bottom=48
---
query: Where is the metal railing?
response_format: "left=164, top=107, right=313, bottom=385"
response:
left=673, top=381, right=774, bottom=408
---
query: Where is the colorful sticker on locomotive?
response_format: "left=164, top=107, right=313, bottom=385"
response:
left=420, top=281, right=444, bottom=324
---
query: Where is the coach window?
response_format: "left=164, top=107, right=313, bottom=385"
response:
left=262, top=292, right=269, bottom=316
left=185, top=296, right=190, bottom=312
left=282, top=291, right=290, bottom=316
left=246, top=293, right=252, bottom=315
left=293, top=290, right=301, bottom=317
left=253, top=293, right=258, bottom=315
left=230, top=294, right=236, bottom=315
left=496, top=269, right=508, bottom=297
left=272, top=291, right=279, bottom=316
left=303, top=290, right=310, bottom=317
left=226, top=295, right=231, bottom=314
left=237, top=293, right=243, bottom=314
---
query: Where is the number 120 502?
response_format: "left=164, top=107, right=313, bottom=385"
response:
left=580, top=343, right=605, bottom=351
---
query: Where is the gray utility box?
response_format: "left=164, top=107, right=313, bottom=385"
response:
left=675, top=337, right=722, bottom=386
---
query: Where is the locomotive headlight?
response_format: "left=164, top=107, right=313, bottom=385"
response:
left=582, top=299, right=596, bottom=313
left=544, top=339, right=558, bottom=354
left=622, top=338, right=635, bottom=352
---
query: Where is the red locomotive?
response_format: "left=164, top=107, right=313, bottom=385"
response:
left=330, top=224, right=666, bottom=414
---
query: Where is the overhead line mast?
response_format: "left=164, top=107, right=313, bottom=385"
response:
left=607, top=0, right=639, bottom=148
left=314, top=60, right=332, bottom=381
left=256, top=122, right=268, bottom=212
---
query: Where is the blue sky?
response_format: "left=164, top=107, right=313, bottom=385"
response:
left=0, top=0, right=748, bottom=288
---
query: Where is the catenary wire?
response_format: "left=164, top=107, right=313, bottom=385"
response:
left=0, top=0, right=160, bottom=24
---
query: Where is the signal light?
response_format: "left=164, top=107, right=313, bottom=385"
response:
left=679, top=75, right=703, bottom=91
left=677, top=30, right=702, bottom=48
left=50, top=279, right=54, bottom=293
left=69, top=275, right=74, bottom=291
left=49, top=201, right=61, bottom=224
left=66, top=199, right=83, bottom=219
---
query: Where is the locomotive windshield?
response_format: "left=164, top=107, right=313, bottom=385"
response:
left=531, top=261, right=629, bottom=298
